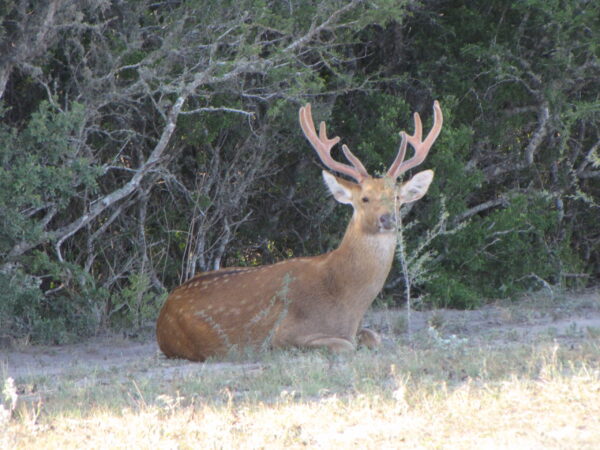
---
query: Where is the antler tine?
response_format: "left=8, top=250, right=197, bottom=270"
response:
left=387, top=100, right=443, bottom=179
left=388, top=132, right=408, bottom=176
left=299, top=103, right=369, bottom=183
left=341, top=144, right=369, bottom=177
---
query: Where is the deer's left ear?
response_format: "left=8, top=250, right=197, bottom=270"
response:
left=398, top=170, right=434, bottom=203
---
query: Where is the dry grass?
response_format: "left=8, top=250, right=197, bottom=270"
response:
left=2, top=290, right=600, bottom=448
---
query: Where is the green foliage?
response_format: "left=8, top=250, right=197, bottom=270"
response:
left=369, top=0, right=598, bottom=307
left=333, top=92, right=412, bottom=173
left=112, top=273, right=166, bottom=332
left=0, top=268, right=44, bottom=340
left=0, top=260, right=105, bottom=344
left=0, top=101, right=98, bottom=252
left=424, top=193, right=565, bottom=308
left=0, top=101, right=106, bottom=342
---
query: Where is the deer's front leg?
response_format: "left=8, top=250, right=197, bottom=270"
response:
left=299, top=335, right=356, bottom=353
left=357, top=328, right=381, bottom=349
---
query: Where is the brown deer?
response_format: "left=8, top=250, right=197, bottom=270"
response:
left=156, top=101, right=443, bottom=361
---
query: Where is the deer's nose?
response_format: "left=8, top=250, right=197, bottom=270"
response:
left=379, top=213, right=395, bottom=230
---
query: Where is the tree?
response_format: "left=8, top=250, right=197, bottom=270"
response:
left=0, top=0, right=410, bottom=341
left=358, top=0, right=600, bottom=305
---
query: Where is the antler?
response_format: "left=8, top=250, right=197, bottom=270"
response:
left=387, top=101, right=443, bottom=179
left=299, top=103, right=369, bottom=183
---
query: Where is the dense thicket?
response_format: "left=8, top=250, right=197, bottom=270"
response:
left=1, top=0, right=598, bottom=342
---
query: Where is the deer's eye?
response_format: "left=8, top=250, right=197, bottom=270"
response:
left=361, top=197, right=370, bottom=203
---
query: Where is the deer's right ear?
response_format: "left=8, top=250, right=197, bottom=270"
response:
left=322, top=170, right=355, bottom=204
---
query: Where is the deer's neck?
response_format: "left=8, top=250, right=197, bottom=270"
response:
left=328, top=218, right=397, bottom=290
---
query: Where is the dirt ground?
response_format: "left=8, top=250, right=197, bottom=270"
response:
left=2, top=288, right=599, bottom=382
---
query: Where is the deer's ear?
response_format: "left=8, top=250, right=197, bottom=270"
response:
left=399, top=170, right=434, bottom=203
left=322, top=171, right=357, bottom=204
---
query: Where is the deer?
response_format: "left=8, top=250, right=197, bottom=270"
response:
left=156, top=101, right=443, bottom=361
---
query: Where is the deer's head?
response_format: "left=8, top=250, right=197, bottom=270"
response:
left=299, top=102, right=443, bottom=235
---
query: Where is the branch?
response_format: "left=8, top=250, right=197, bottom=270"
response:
left=7, top=90, right=188, bottom=261
left=53, top=94, right=187, bottom=254
left=451, top=197, right=509, bottom=225
left=6, top=50, right=267, bottom=262
left=578, top=170, right=600, bottom=179
left=483, top=102, right=550, bottom=181
left=576, top=139, right=600, bottom=176
left=180, top=106, right=255, bottom=117
left=284, top=0, right=363, bottom=53
left=524, top=103, right=549, bottom=165
left=84, top=197, right=136, bottom=272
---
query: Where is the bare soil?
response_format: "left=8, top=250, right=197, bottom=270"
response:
left=2, top=289, right=599, bottom=382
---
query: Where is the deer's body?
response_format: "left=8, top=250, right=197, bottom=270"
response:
left=157, top=102, right=443, bottom=361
